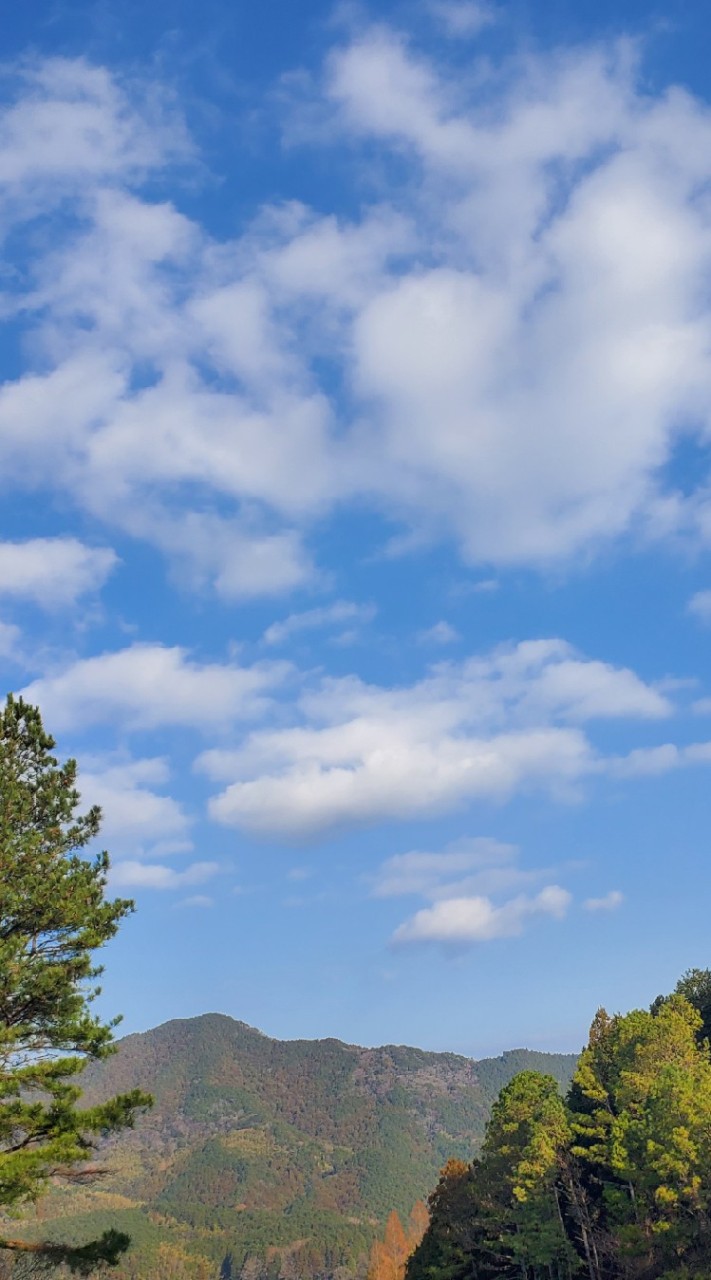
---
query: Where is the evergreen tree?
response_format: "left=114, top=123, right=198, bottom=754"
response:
left=0, top=694, right=152, bottom=1271
left=571, top=996, right=711, bottom=1275
left=408, top=973, right=711, bottom=1280
left=481, top=1071, right=580, bottom=1279
left=652, top=969, right=711, bottom=1048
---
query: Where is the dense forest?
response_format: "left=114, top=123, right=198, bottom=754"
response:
left=7, top=1016, right=575, bottom=1280
left=407, top=970, right=711, bottom=1280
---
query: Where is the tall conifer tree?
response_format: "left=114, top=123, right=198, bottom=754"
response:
left=0, top=694, right=151, bottom=1271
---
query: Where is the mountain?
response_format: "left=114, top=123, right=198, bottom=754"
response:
left=31, top=1015, right=577, bottom=1280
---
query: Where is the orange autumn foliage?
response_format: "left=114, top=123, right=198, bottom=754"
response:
left=367, top=1203, right=429, bottom=1280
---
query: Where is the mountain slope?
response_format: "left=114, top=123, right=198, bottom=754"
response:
left=36, top=1015, right=577, bottom=1279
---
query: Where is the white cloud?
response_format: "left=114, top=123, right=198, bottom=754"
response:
left=0, top=538, right=117, bottom=607
left=108, top=860, right=219, bottom=891
left=608, top=741, right=711, bottom=777
left=129, top=509, right=315, bottom=600
left=374, top=835, right=571, bottom=947
left=418, top=620, right=460, bottom=645
left=78, top=756, right=190, bottom=848
left=688, top=590, right=711, bottom=622
left=0, top=621, right=21, bottom=661
left=206, top=726, right=590, bottom=837
left=393, top=884, right=571, bottom=945
left=325, top=34, right=711, bottom=562
left=264, top=600, right=376, bottom=645
left=584, top=890, right=624, bottom=912
left=0, top=57, right=186, bottom=207
left=326, top=28, right=480, bottom=168
left=428, top=2, right=497, bottom=38
left=21, top=643, right=288, bottom=732
left=3, top=39, right=711, bottom=590
left=200, top=639, right=669, bottom=837
left=372, top=836, right=536, bottom=899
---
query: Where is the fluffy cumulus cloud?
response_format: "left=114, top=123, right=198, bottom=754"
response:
left=3, top=32, right=711, bottom=591
left=199, top=639, right=670, bottom=838
left=21, top=643, right=288, bottom=732
left=393, top=886, right=571, bottom=946
left=0, top=538, right=117, bottom=607
left=78, top=756, right=191, bottom=848
left=372, top=835, right=570, bottom=947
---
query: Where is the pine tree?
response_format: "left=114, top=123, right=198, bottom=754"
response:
left=481, top=1071, right=580, bottom=1278
left=0, top=694, right=152, bottom=1271
left=572, top=996, right=711, bottom=1273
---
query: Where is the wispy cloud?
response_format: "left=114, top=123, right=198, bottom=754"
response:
left=427, top=1, right=498, bottom=38
left=418, top=620, right=460, bottom=645
left=608, top=741, right=711, bottom=777
left=263, top=600, right=375, bottom=645
left=688, top=590, right=711, bottom=622
left=372, top=837, right=535, bottom=899
left=584, top=890, right=624, bottom=912
left=108, top=860, right=219, bottom=891
left=0, top=621, right=21, bottom=662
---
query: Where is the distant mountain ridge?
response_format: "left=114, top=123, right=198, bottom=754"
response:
left=36, top=1014, right=578, bottom=1280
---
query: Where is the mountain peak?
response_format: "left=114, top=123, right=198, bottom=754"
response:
left=61, top=1016, right=578, bottom=1280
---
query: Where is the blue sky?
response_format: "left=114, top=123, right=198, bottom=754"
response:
left=3, top=0, right=711, bottom=1058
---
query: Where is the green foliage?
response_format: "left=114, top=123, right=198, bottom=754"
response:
left=651, top=968, right=711, bottom=1047
left=28, top=1011, right=575, bottom=1279
left=482, top=1071, right=578, bottom=1275
left=0, top=695, right=152, bottom=1270
left=409, top=974, right=711, bottom=1280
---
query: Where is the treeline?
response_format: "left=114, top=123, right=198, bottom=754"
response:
left=407, top=970, right=711, bottom=1280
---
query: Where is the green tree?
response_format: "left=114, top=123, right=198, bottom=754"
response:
left=409, top=972, right=711, bottom=1280
left=482, top=1071, right=580, bottom=1279
left=570, top=996, right=711, bottom=1276
left=0, top=694, right=152, bottom=1272
left=652, top=970, right=711, bottom=1048
left=406, top=1159, right=491, bottom=1280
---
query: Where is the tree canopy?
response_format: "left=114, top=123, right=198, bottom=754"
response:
left=407, top=973, right=711, bottom=1280
left=0, top=694, right=151, bottom=1272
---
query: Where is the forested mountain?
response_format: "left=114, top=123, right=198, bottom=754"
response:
left=22, top=1015, right=576, bottom=1280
